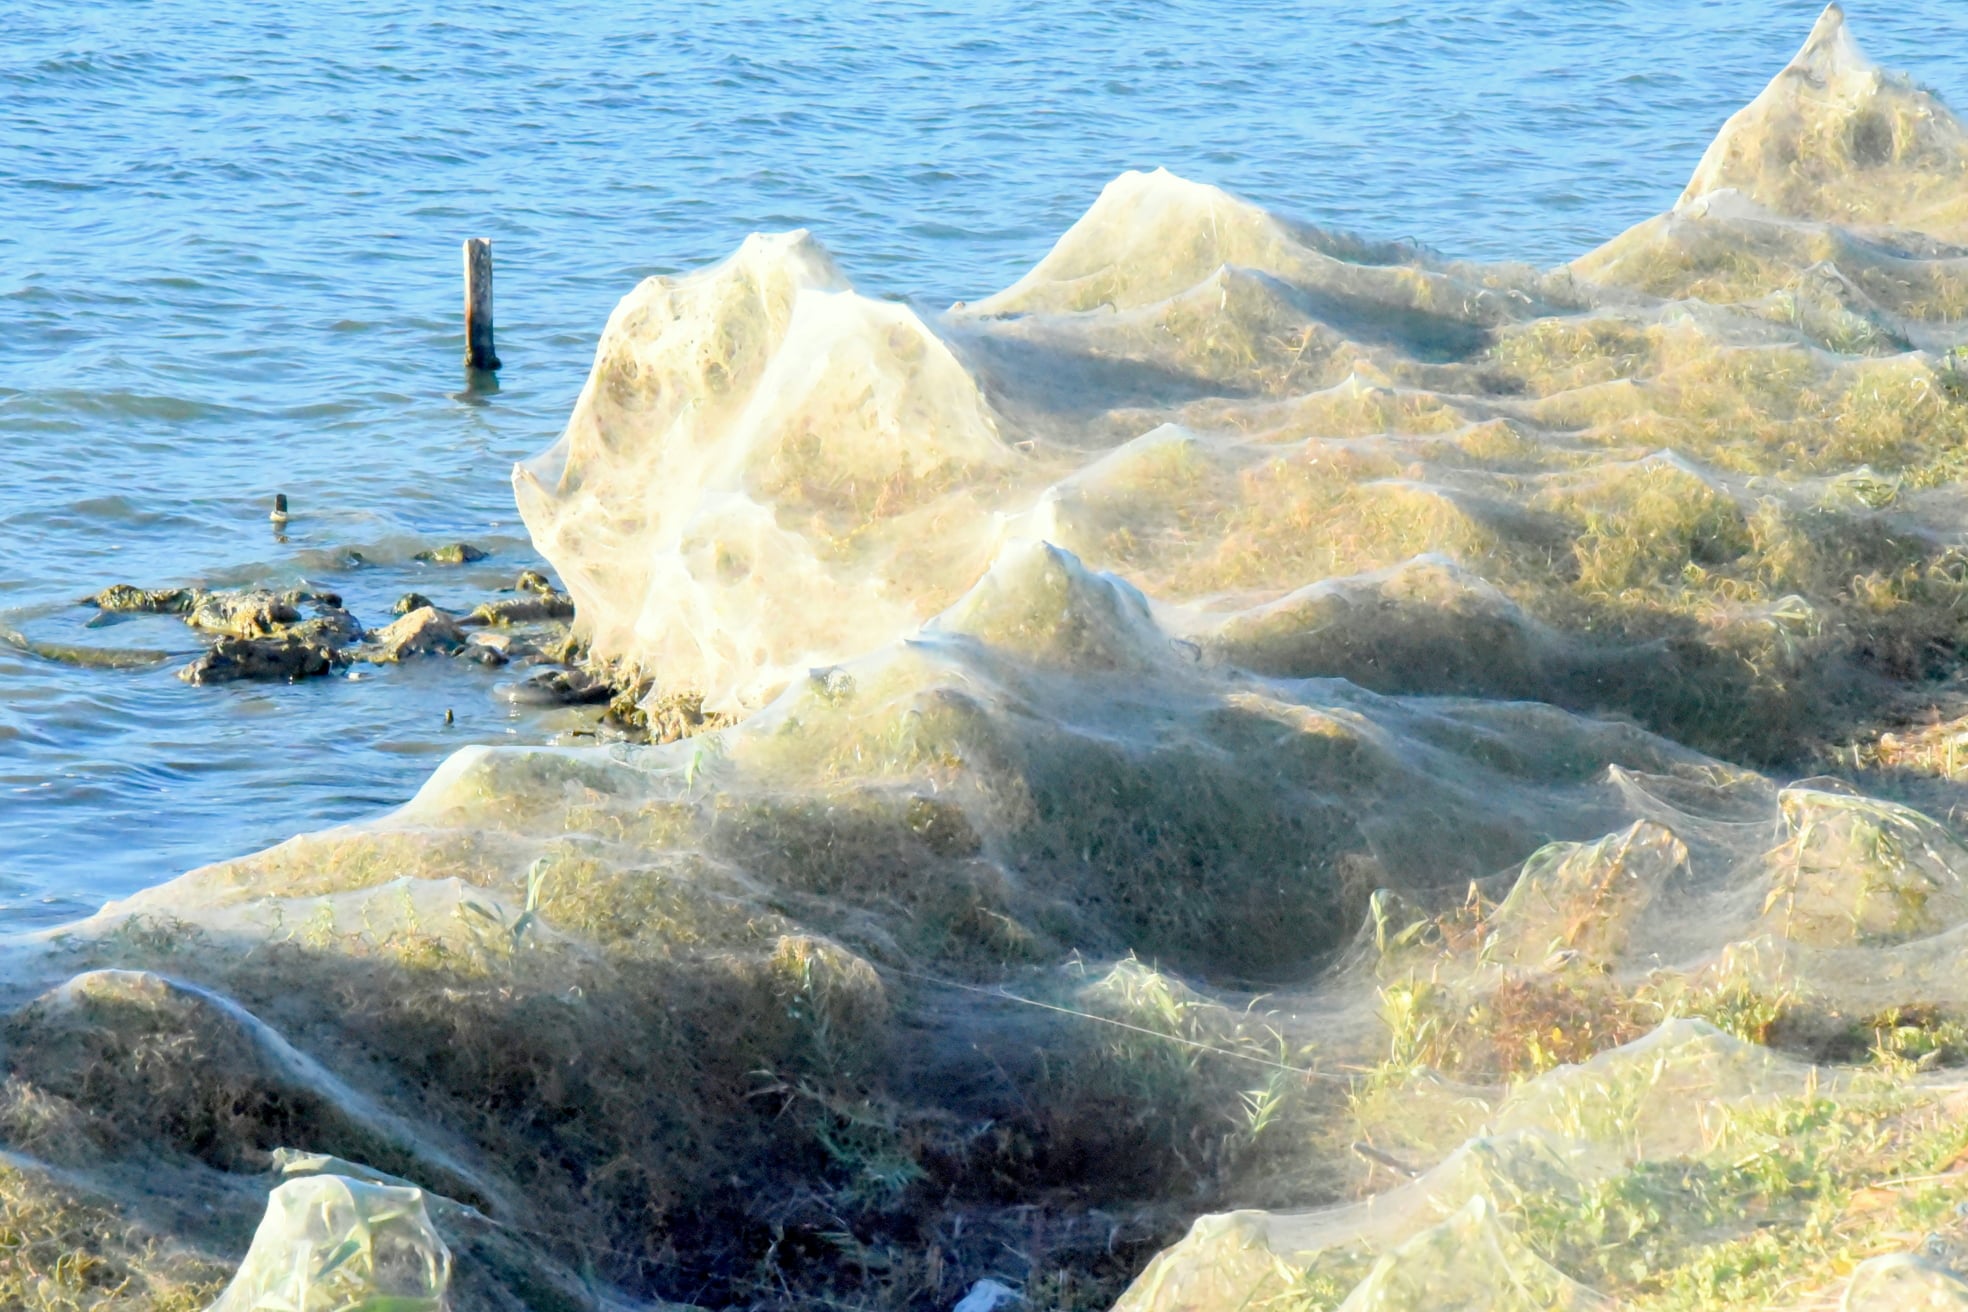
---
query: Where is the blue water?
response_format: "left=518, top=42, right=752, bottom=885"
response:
left=3, top=0, right=1965, bottom=920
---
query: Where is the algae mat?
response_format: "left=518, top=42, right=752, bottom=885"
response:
left=17, top=7, right=1968, bottom=1310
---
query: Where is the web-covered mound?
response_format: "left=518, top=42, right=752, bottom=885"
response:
left=1680, top=4, right=1968, bottom=239
left=519, top=11, right=1968, bottom=771
left=513, top=229, right=1026, bottom=710
left=7, top=545, right=1744, bottom=1311
left=1110, top=781, right=1968, bottom=1310
left=1577, top=6, right=1968, bottom=349
left=512, top=165, right=1578, bottom=714
left=27, top=546, right=1968, bottom=1312
left=21, top=7, right=1968, bottom=1312
left=1114, top=1026, right=1833, bottom=1312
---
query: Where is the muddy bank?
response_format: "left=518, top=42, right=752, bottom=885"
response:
left=70, top=563, right=726, bottom=753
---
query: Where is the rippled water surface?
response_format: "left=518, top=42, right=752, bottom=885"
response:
left=4, top=0, right=1965, bottom=920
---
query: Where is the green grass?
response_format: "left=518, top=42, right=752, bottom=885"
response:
left=0, top=1163, right=229, bottom=1312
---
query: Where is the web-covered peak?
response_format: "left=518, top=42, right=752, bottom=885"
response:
left=924, top=539, right=1171, bottom=673
left=969, top=167, right=1418, bottom=317
left=1677, top=4, right=1968, bottom=236
left=1780, top=4, right=1875, bottom=86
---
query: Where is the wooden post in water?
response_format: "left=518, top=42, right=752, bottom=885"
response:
left=462, top=238, right=501, bottom=371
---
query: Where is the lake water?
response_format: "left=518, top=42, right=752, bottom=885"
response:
left=4, top=0, right=1964, bottom=923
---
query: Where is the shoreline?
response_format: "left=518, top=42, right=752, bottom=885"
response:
left=16, top=8, right=1968, bottom=1311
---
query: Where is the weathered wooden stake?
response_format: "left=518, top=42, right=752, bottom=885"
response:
left=463, top=238, right=501, bottom=371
